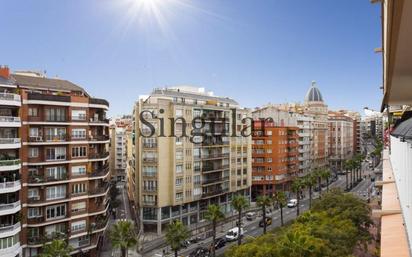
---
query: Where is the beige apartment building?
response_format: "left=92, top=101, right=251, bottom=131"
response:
left=131, top=86, right=251, bottom=234
left=109, top=117, right=132, bottom=182
left=327, top=111, right=354, bottom=172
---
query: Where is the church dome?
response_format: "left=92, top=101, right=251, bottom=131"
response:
left=305, top=81, right=323, bottom=102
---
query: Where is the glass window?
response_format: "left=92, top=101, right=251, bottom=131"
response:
left=46, top=147, right=66, bottom=161
left=46, top=204, right=66, bottom=220
left=71, top=146, right=87, bottom=158
left=71, top=110, right=87, bottom=121
left=72, top=128, right=87, bottom=139
left=45, top=108, right=66, bottom=122
left=72, top=165, right=86, bottom=176
left=29, top=147, right=39, bottom=158
left=28, top=107, right=38, bottom=117
left=46, top=185, right=66, bottom=200
left=71, top=220, right=87, bottom=232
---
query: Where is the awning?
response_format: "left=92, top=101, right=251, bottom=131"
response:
left=391, top=117, right=412, bottom=139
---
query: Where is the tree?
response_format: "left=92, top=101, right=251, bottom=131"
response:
left=165, top=220, right=190, bottom=257
left=291, top=178, right=304, bottom=216
left=257, top=195, right=272, bottom=234
left=319, top=169, right=331, bottom=192
left=303, top=174, right=317, bottom=208
left=273, top=191, right=287, bottom=226
left=109, top=220, right=138, bottom=257
left=275, top=227, right=326, bottom=257
left=205, top=204, right=225, bottom=257
left=231, top=195, right=249, bottom=245
left=313, top=169, right=323, bottom=196
left=343, top=160, right=353, bottom=190
left=39, top=239, right=73, bottom=257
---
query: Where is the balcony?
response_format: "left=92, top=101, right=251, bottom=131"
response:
left=0, top=159, right=21, bottom=171
left=0, top=180, right=21, bottom=194
left=0, top=138, right=21, bottom=149
left=202, top=188, right=228, bottom=198
left=89, top=135, right=110, bottom=142
left=89, top=152, right=109, bottom=160
left=0, top=242, right=21, bottom=256
left=143, top=157, right=157, bottom=163
left=89, top=184, right=110, bottom=197
left=0, top=93, right=21, bottom=106
left=202, top=164, right=229, bottom=173
left=202, top=176, right=229, bottom=186
left=89, top=165, right=110, bottom=179
left=28, top=231, right=67, bottom=246
left=0, top=200, right=21, bottom=216
left=0, top=222, right=21, bottom=237
left=0, top=116, right=21, bottom=127
left=89, top=98, right=109, bottom=108
left=27, top=92, right=70, bottom=102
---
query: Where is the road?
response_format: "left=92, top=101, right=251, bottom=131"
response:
left=155, top=163, right=378, bottom=257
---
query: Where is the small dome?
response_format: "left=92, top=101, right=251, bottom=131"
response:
left=305, top=81, right=323, bottom=102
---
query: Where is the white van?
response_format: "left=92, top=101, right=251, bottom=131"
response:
left=225, top=227, right=244, bottom=241
left=287, top=199, right=298, bottom=208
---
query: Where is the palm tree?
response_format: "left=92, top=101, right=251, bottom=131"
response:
left=320, top=168, right=331, bottom=192
left=205, top=204, right=225, bottom=257
left=231, top=195, right=249, bottom=245
left=257, top=195, right=272, bottom=234
left=109, top=220, right=138, bottom=257
left=313, top=169, right=323, bottom=196
left=291, top=178, right=304, bottom=216
left=344, top=160, right=353, bottom=190
left=165, top=220, right=190, bottom=257
left=39, top=239, right=73, bottom=257
left=303, top=174, right=316, bottom=208
left=273, top=191, right=287, bottom=226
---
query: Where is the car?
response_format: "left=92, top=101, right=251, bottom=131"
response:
left=225, top=227, right=244, bottom=241
left=188, top=247, right=210, bottom=257
left=181, top=240, right=191, bottom=248
left=287, top=199, right=298, bottom=208
left=259, top=217, right=272, bottom=227
left=189, top=236, right=202, bottom=244
left=214, top=238, right=226, bottom=249
left=246, top=212, right=256, bottom=220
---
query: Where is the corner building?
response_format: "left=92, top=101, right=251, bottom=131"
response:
left=133, top=86, right=251, bottom=235
left=10, top=72, right=110, bottom=257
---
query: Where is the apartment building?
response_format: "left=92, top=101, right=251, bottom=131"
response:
left=132, top=86, right=251, bottom=235
left=251, top=120, right=299, bottom=199
left=109, top=117, right=131, bottom=182
left=303, top=82, right=329, bottom=170
left=327, top=111, right=354, bottom=172
left=0, top=68, right=111, bottom=257
left=376, top=0, right=412, bottom=256
left=0, top=66, right=22, bottom=257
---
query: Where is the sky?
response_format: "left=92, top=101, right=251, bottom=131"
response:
left=0, top=0, right=382, bottom=117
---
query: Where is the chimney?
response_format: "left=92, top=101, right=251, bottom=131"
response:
left=0, top=65, right=10, bottom=79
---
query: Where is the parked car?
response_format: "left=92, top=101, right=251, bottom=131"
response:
left=214, top=238, right=226, bottom=249
left=259, top=217, right=272, bottom=227
left=246, top=212, right=256, bottom=220
left=189, top=236, right=202, bottom=244
left=181, top=240, right=191, bottom=248
left=225, top=227, right=244, bottom=241
left=189, top=247, right=210, bottom=257
left=287, top=199, right=298, bottom=208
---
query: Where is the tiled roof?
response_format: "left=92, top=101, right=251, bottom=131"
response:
left=11, top=74, right=87, bottom=94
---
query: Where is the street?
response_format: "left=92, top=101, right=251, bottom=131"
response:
left=150, top=161, right=379, bottom=257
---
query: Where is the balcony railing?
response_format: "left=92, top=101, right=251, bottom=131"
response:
left=27, top=92, right=70, bottom=102
left=89, top=152, right=109, bottom=159
left=0, top=159, right=20, bottom=167
left=89, top=135, right=110, bottom=141
left=0, top=138, right=20, bottom=144
left=89, top=184, right=109, bottom=196
left=202, top=188, right=228, bottom=198
left=90, top=165, right=110, bottom=177
left=0, top=180, right=21, bottom=191
left=0, top=93, right=20, bottom=102
left=0, top=200, right=20, bottom=211
left=89, top=98, right=109, bottom=107
left=0, top=116, right=20, bottom=123
left=0, top=222, right=21, bottom=234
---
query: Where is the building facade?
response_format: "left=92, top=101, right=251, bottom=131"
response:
left=109, top=117, right=131, bottom=182
left=0, top=66, right=111, bottom=257
left=251, top=120, right=299, bottom=199
left=132, top=86, right=251, bottom=235
left=327, top=111, right=354, bottom=172
left=0, top=66, right=23, bottom=257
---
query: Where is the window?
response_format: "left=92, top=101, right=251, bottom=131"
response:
left=71, top=110, right=87, bottom=121
left=28, top=188, right=39, bottom=199
left=71, top=146, right=87, bottom=158
left=46, top=204, right=66, bottom=220
left=71, top=202, right=86, bottom=214
left=176, top=192, right=183, bottom=200
left=176, top=178, right=183, bottom=186
left=45, top=127, right=66, bottom=141
left=46, top=147, right=66, bottom=161
left=29, top=147, right=39, bottom=158
left=46, top=166, right=66, bottom=180
left=46, top=185, right=66, bottom=200
left=72, top=165, right=86, bottom=176
left=143, top=166, right=157, bottom=176
left=28, top=107, right=38, bottom=117
left=176, top=149, right=183, bottom=161
left=71, top=220, right=87, bottom=232
left=176, top=164, right=183, bottom=174
left=29, top=127, right=39, bottom=137
left=45, top=108, right=66, bottom=122
left=28, top=208, right=41, bottom=218
left=0, top=235, right=19, bottom=250
left=72, top=183, right=87, bottom=195
left=72, top=128, right=87, bottom=139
